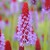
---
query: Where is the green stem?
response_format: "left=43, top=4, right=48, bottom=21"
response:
left=43, top=22, right=48, bottom=50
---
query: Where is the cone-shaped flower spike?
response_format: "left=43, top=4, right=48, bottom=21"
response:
left=35, top=38, right=41, bottom=50
left=45, top=0, right=50, bottom=10
left=0, top=29, right=5, bottom=50
left=14, top=2, right=37, bottom=47
left=0, top=16, right=5, bottom=30
left=5, top=40, right=12, bottom=50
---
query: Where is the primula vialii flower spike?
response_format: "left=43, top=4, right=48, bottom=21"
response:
left=0, top=29, right=5, bottom=50
left=5, top=40, right=12, bottom=50
left=35, top=38, right=41, bottom=50
left=5, top=18, right=8, bottom=23
left=0, top=29, right=1, bottom=36
left=0, top=16, right=5, bottom=30
left=12, top=0, right=17, bottom=2
left=0, top=16, right=2, bottom=21
left=19, top=46, right=24, bottom=50
left=5, top=18, right=9, bottom=26
left=45, top=0, right=50, bottom=10
left=10, top=0, right=18, bottom=14
left=14, top=2, right=37, bottom=49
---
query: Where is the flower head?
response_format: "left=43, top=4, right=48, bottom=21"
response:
left=0, top=16, right=5, bottom=30
left=22, top=2, right=29, bottom=17
left=5, top=40, right=12, bottom=50
left=0, top=29, right=5, bottom=50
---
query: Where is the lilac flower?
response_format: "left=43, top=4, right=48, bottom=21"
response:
left=10, top=0, right=19, bottom=14
left=0, top=16, right=5, bottom=30
left=0, top=30, right=5, bottom=50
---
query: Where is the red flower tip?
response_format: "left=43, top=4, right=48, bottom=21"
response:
left=22, top=2, right=29, bottom=16
left=45, top=0, right=50, bottom=10
left=12, top=0, right=16, bottom=2
left=5, top=18, right=9, bottom=24
left=5, top=40, right=12, bottom=50
left=0, top=16, right=2, bottom=21
left=19, top=46, right=24, bottom=50
left=0, top=29, right=1, bottom=36
left=35, top=38, right=41, bottom=50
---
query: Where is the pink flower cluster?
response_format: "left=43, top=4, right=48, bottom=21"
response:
left=14, top=2, right=37, bottom=46
left=0, top=33, right=5, bottom=50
